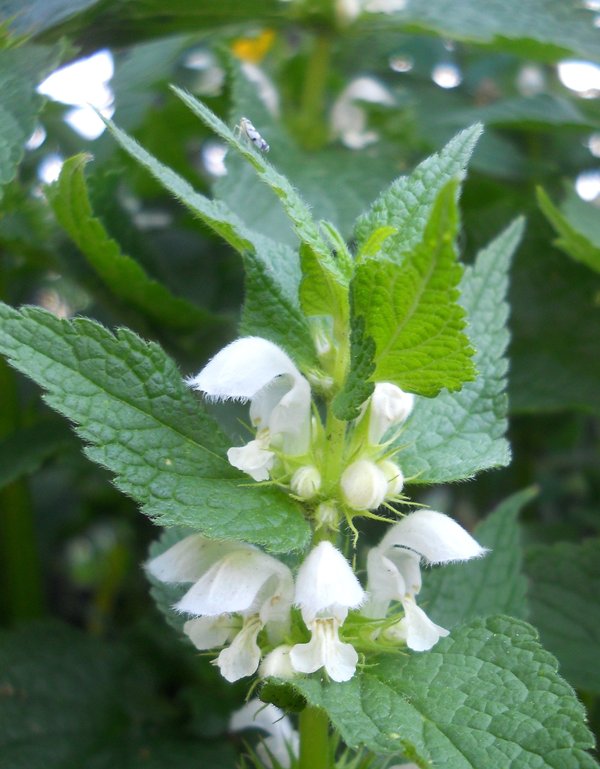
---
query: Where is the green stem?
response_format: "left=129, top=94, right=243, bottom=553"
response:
left=299, top=705, right=331, bottom=769
left=296, top=33, right=332, bottom=150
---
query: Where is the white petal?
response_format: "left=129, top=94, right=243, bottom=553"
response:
left=378, top=459, right=404, bottom=496
left=259, top=644, right=297, bottom=680
left=390, top=597, right=449, bottom=652
left=290, top=618, right=358, bottom=682
left=217, top=615, right=262, bottom=682
left=183, top=616, right=237, bottom=650
left=340, top=459, right=387, bottom=510
left=187, top=337, right=302, bottom=401
left=379, top=510, right=488, bottom=564
left=295, top=541, right=365, bottom=623
left=362, top=549, right=407, bottom=618
left=227, top=439, right=275, bottom=481
left=368, top=383, right=415, bottom=444
left=384, top=547, right=422, bottom=596
left=146, top=534, right=237, bottom=583
left=176, top=547, right=292, bottom=618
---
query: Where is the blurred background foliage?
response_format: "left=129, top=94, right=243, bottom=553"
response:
left=0, top=0, right=599, bottom=764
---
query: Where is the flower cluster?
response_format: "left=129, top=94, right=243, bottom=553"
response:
left=149, top=336, right=487, bottom=685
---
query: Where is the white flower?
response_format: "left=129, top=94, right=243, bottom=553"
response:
left=290, top=541, right=365, bottom=682
left=259, top=644, right=297, bottom=680
left=340, top=458, right=388, bottom=510
left=187, top=337, right=312, bottom=470
left=230, top=698, right=299, bottom=769
left=364, top=510, right=487, bottom=651
left=147, top=535, right=294, bottom=681
left=378, top=458, right=404, bottom=496
left=227, top=431, right=275, bottom=482
left=331, top=77, right=393, bottom=149
left=367, top=383, right=415, bottom=445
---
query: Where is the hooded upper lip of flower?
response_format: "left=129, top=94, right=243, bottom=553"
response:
left=186, top=336, right=312, bottom=456
left=364, top=510, right=488, bottom=651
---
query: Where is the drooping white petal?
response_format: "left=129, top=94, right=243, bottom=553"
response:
left=251, top=375, right=312, bottom=455
left=216, top=615, right=263, bottom=682
left=230, top=699, right=299, bottom=769
left=379, top=510, right=488, bottom=564
left=387, top=597, right=449, bottom=652
left=295, top=541, right=365, bottom=624
left=183, top=615, right=238, bottom=650
left=146, top=534, right=238, bottom=584
left=176, top=547, right=293, bottom=618
left=187, top=336, right=302, bottom=401
left=368, top=383, right=415, bottom=444
left=340, top=459, right=387, bottom=510
left=290, top=618, right=358, bottom=682
left=227, top=437, right=275, bottom=481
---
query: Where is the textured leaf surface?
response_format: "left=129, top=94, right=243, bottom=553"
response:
left=0, top=621, right=235, bottom=769
left=332, top=316, right=376, bottom=421
left=369, top=0, right=600, bottom=62
left=293, top=616, right=599, bottom=767
left=537, top=187, right=600, bottom=274
left=354, top=124, right=482, bottom=261
left=104, top=119, right=315, bottom=366
left=0, top=304, right=309, bottom=552
left=353, top=180, right=475, bottom=397
left=420, top=488, right=534, bottom=628
left=172, top=86, right=331, bottom=261
left=526, top=539, right=600, bottom=694
left=398, top=218, right=523, bottom=483
left=46, top=154, right=218, bottom=330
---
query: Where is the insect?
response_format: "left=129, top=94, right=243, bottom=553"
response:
left=236, top=116, right=270, bottom=152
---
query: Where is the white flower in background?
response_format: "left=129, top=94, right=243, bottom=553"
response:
left=230, top=698, right=299, bottom=769
left=367, top=383, right=415, bottom=445
left=340, top=458, right=388, bottom=510
left=364, top=510, right=487, bottom=651
left=147, top=534, right=294, bottom=682
left=187, top=337, right=312, bottom=480
left=290, top=541, right=365, bottom=682
left=331, top=76, right=394, bottom=149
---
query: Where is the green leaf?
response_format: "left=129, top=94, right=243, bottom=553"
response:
left=171, top=86, right=331, bottom=262
left=352, top=179, right=475, bottom=397
left=2, top=0, right=101, bottom=36
left=0, top=620, right=236, bottom=769
left=0, top=45, right=57, bottom=186
left=0, top=304, right=310, bottom=552
left=420, top=488, right=535, bottom=628
left=397, top=218, right=523, bottom=483
left=299, top=243, right=349, bottom=327
left=354, top=123, right=482, bottom=261
left=526, top=539, right=600, bottom=695
left=293, top=616, right=599, bottom=767
left=537, top=187, right=600, bottom=275
left=509, top=226, right=600, bottom=413
left=103, top=119, right=315, bottom=367
left=46, top=154, right=220, bottom=331
left=367, top=0, right=600, bottom=62
left=0, top=420, right=73, bottom=489
left=331, top=316, right=375, bottom=421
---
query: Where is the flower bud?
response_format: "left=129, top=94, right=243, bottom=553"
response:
left=314, top=501, right=339, bottom=530
left=378, top=459, right=404, bottom=497
left=259, top=644, right=297, bottom=680
left=340, top=458, right=387, bottom=510
left=290, top=465, right=321, bottom=499
left=368, top=383, right=415, bottom=445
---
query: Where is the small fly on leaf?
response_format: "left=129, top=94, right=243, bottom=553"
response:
left=236, top=117, right=270, bottom=152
